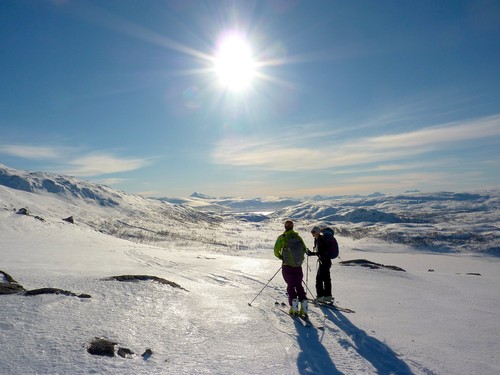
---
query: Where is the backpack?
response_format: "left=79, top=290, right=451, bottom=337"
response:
left=282, top=233, right=305, bottom=267
left=321, top=227, right=339, bottom=259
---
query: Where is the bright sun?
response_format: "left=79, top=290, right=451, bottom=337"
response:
left=214, top=34, right=256, bottom=92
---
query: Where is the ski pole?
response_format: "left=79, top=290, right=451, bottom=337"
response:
left=248, top=266, right=282, bottom=306
left=306, top=251, right=309, bottom=288
left=303, top=279, right=316, bottom=300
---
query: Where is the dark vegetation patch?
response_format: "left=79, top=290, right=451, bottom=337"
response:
left=87, top=337, right=118, bottom=357
left=105, top=275, right=188, bottom=291
left=87, top=337, right=152, bottom=360
left=0, top=270, right=25, bottom=294
left=24, top=287, right=91, bottom=299
left=339, top=259, right=406, bottom=272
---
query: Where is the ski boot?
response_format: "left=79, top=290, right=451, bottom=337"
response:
left=299, top=300, right=309, bottom=317
left=323, top=296, right=334, bottom=304
left=289, top=298, right=299, bottom=316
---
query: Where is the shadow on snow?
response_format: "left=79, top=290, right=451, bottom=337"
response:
left=334, top=308, right=413, bottom=374
left=294, top=318, right=342, bottom=375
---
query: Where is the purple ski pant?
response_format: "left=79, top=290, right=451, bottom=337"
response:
left=282, top=265, right=307, bottom=306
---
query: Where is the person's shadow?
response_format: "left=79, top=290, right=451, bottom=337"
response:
left=308, top=307, right=415, bottom=375
left=294, top=317, right=343, bottom=375
left=293, top=307, right=416, bottom=374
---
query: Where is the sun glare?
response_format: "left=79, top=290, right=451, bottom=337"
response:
left=214, top=34, right=256, bottom=92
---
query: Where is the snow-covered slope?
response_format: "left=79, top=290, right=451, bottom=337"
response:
left=157, top=193, right=301, bottom=213
left=271, top=192, right=500, bottom=255
left=0, top=165, right=237, bottom=252
left=1, top=181, right=499, bottom=374
left=1, top=165, right=498, bottom=255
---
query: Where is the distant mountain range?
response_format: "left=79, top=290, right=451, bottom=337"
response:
left=1, top=164, right=498, bottom=255
left=156, top=192, right=301, bottom=213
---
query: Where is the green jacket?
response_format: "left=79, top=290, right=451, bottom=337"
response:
left=274, top=230, right=307, bottom=267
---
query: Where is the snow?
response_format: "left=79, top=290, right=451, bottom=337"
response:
left=1, top=167, right=500, bottom=374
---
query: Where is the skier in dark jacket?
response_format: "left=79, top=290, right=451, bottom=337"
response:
left=307, top=226, right=333, bottom=302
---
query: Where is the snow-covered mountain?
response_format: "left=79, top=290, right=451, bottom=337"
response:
left=1, top=165, right=498, bottom=255
left=0, top=165, right=230, bottom=251
left=158, top=189, right=499, bottom=255
left=1, top=165, right=499, bottom=374
left=271, top=192, right=500, bottom=255
left=157, top=193, right=301, bottom=213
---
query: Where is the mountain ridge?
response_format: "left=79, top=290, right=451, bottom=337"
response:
left=1, top=165, right=498, bottom=255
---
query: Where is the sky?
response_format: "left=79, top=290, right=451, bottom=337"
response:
left=1, top=0, right=499, bottom=198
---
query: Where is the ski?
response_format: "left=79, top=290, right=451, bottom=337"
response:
left=313, top=301, right=355, bottom=313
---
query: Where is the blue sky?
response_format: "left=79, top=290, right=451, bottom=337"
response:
left=1, top=0, right=499, bottom=198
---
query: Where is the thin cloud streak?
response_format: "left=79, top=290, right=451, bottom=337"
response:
left=212, top=114, right=500, bottom=171
left=63, top=153, right=152, bottom=176
left=369, top=115, right=500, bottom=148
left=0, top=144, right=65, bottom=160
left=0, top=144, right=151, bottom=177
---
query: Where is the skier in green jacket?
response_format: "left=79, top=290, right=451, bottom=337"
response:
left=274, top=220, right=308, bottom=316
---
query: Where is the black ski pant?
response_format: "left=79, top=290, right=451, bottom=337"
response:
left=315, top=259, right=332, bottom=298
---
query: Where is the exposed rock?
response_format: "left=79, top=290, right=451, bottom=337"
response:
left=105, top=275, right=188, bottom=291
left=117, top=347, right=135, bottom=358
left=0, top=283, right=25, bottom=294
left=339, top=259, right=406, bottom=272
left=15, top=207, right=45, bottom=222
left=87, top=338, right=142, bottom=360
left=87, top=337, right=117, bottom=357
left=24, top=287, right=91, bottom=299
left=142, top=348, right=153, bottom=360
left=0, top=270, right=25, bottom=295
left=0, top=270, right=18, bottom=283
left=62, top=216, right=74, bottom=224
left=17, top=207, right=29, bottom=215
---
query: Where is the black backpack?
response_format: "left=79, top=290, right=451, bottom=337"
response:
left=321, top=227, right=339, bottom=259
left=282, top=233, right=305, bottom=267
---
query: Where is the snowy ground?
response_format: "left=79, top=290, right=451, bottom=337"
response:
left=1, top=204, right=499, bottom=374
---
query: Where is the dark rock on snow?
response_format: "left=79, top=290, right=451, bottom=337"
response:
left=340, top=259, right=406, bottom=272
left=16, top=207, right=45, bottom=222
left=142, top=348, right=153, bottom=360
left=24, top=287, right=91, bottom=299
left=0, top=270, right=26, bottom=295
left=117, top=347, right=135, bottom=358
left=87, top=337, right=149, bottom=360
left=62, top=216, right=74, bottom=224
left=87, top=337, right=117, bottom=357
left=105, top=274, right=188, bottom=291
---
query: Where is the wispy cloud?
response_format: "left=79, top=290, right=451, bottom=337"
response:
left=367, top=115, right=500, bottom=148
left=0, top=144, right=65, bottom=160
left=63, top=153, right=151, bottom=176
left=212, top=114, right=500, bottom=171
left=94, top=177, right=128, bottom=186
left=0, top=144, right=151, bottom=177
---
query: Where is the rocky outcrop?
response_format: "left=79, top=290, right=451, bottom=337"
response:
left=0, top=270, right=91, bottom=297
left=339, top=259, right=406, bottom=272
left=105, top=274, right=188, bottom=291
left=24, top=287, right=91, bottom=299
left=0, top=270, right=26, bottom=295
left=87, top=337, right=152, bottom=360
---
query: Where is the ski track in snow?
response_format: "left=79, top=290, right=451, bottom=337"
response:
left=125, top=246, right=397, bottom=374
